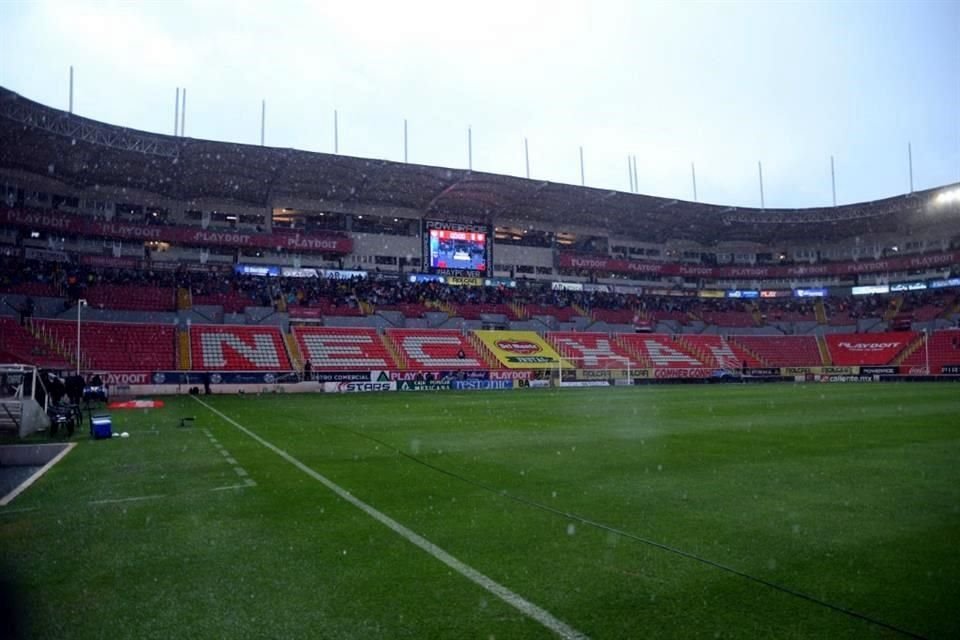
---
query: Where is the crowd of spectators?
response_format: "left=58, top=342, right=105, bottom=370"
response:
left=1, top=257, right=956, bottom=325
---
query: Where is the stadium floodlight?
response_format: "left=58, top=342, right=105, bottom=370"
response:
left=934, top=188, right=960, bottom=206
left=76, top=299, right=87, bottom=375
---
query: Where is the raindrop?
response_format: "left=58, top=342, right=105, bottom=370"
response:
left=566, top=523, right=576, bottom=536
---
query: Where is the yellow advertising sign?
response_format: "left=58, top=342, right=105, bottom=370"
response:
left=446, top=276, right=483, bottom=287
left=474, top=330, right=568, bottom=369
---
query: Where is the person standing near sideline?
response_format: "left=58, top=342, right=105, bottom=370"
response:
left=303, top=359, right=312, bottom=382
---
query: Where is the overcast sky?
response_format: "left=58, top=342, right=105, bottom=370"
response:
left=1, top=0, right=958, bottom=209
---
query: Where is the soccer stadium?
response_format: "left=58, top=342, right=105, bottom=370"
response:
left=1, top=4, right=959, bottom=638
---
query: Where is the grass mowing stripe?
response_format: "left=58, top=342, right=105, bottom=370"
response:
left=332, top=421, right=930, bottom=640
left=192, top=396, right=590, bottom=640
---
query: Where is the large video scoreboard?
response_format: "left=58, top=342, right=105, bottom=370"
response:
left=422, top=219, right=493, bottom=277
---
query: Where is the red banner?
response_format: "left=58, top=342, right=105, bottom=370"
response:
left=559, top=251, right=960, bottom=279
left=3, top=207, right=352, bottom=254
left=825, top=333, right=916, bottom=366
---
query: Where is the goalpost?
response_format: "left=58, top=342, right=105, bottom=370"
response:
left=0, top=364, right=52, bottom=438
left=553, top=355, right=635, bottom=388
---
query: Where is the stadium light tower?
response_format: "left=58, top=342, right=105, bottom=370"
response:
left=76, top=299, right=87, bottom=375
left=934, top=188, right=960, bottom=206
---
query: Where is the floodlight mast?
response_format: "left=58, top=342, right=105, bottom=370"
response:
left=76, top=299, right=87, bottom=375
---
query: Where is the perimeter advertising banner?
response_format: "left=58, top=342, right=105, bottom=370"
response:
left=780, top=366, right=860, bottom=376
left=473, top=331, right=568, bottom=369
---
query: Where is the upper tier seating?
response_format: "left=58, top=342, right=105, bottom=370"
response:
left=386, top=329, right=486, bottom=369
left=590, top=309, right=636, bottom=324
left=699, top=311, right=756, bottom=328
left=191, top=325, right=291, bottom=370
left=525, top=304, right=582, bottom=322
left=452, top=303, right=519, bottom=320
left=0, top=282, right=60, bottom=297
left=84, top=283, right=176, bottom=312
left=730, top=335, right=822, bottom=367
left=293, top=327, right=396, bottom=370
left=192, top=291, right=252, bottom=314
left=899, top=330, right=960, bottom=374
left=617, top=334, right=708, bottom=368
left=546, top=332, right=644, bottom=369
left=36, top=319, right=176, bottom=371
left=679, top=335, right=764, bottom=368
left=376, top=302, right=432, bottom=319
left=0, top=317, right=70, bottom=368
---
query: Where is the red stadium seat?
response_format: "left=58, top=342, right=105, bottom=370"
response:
left=386, top=329, right=486, bottom=369
left=730, top=335, right=822, bottom=367
left=35, top=319, right=176, bottom=371
left=191, top=324, right=291, bottom=370
left=293, top=327, right=396, bottom=370
left=546, top=332, right=644, bottom=369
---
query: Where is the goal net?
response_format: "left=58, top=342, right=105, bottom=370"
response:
left=553, top=355, right=637, bottom=387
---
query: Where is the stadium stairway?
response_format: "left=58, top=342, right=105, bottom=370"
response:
left=816, top=334, right=832, bottom=365
left=177, top=330, right=192, bottom=370
left=509, top=302, right=527, bottom=320
left=884, top=296, right=904, bottom=321
left=899, top=330, right=960, bottom=373
left=751, top=303, right=765, bottom=327
left=466, top=332, right=503, bottom=369
left=283, top=331, right=304, bottom=372
left=381, top=330, right=409, bottom=369
left=546, top=332, right=644, bottom=370
left=611, top=334, right=652, bottom=368
left=814, top=299, right=828, bottom=325
left=892, top=333, right=925, bottom=365
left=176, top=287, right=192, bottom=311
left=0, top=317, right=70, bottom=369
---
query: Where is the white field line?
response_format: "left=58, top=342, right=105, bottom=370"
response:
left=192, top=397, right=588, bottom=640
left=210, top=482, right=256, bottom=492
left=90, top=494, right=166, bottom=505
left=0, top=443, right=77, bottom=507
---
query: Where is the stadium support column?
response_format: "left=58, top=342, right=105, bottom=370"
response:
left=691, top=162, right=698, bottom=201
left=468, top=126, right=473, bottom=171
left=580, top=146, right=585, bottom=186
left=261, top=99, right=266, bottom=146
left=632, top=156, right=638, bottom=194
left=831, top=155, right=837, bottom=206
left=174, top=88, right=180, bottom=136
left=404, top=119, right=408, bottom=163
left=628, top=155, right=634, bottom=192
left=908, top=142, right=914, bottom=193
left=334, top=110, right=339, bottom=153
left=181, top=88, right=186, bottom=137
left=525, top=137, right=530, bottom=179
left=68, top=66, right=74, bottom=114
left=758, top=161, right=765, bottom=209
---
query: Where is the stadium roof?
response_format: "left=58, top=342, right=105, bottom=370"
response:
left=0, top=86, right=952, bottom=245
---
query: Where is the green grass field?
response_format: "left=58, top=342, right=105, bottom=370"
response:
left=2, top=382, right=959, bottom=639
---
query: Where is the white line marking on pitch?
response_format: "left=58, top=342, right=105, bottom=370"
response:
left=210, top=482, right=255, bottom=492
left=233, top=467, right=249, bottom=477
left=0, top=443, right=77, bottom=507
left=225, top=457, right=238, bottom=465
left=192, top=397, right=588, bottom=640
left=90, top=494, right=166, bottom=505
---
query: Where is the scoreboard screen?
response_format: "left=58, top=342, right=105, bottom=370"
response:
left=422, top=220, right=493, bottom=277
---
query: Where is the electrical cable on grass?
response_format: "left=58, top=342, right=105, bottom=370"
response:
left=335, top=424, right=929, bottom=640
